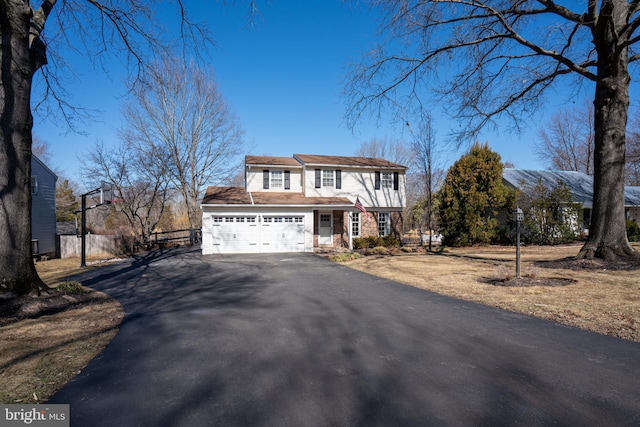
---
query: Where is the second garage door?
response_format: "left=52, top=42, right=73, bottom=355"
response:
left=260, top=216, right=306, bottom=252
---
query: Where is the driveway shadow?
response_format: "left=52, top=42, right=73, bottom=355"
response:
left=50, top=248, right=640, bottom=426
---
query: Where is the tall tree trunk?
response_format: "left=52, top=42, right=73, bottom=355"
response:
left=0, top=3, right=48, bottom=294
left=578, top=0, right=637, bottom=260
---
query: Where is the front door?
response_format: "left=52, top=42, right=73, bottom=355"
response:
left=318, top=212, right=333, bottom=245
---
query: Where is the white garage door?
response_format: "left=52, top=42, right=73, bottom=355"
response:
left=208, top=215, right=306, bottom=253
left=261, top=216, right=306, bottom=252
left=210, top=216, right=258, bottom=254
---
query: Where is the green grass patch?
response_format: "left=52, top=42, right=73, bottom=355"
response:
left=54, top=281, right=86, bottom=295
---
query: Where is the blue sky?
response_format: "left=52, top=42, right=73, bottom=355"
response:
left=32, top=0, right=616, bottom=187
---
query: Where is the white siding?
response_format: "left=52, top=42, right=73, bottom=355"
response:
left=302, top=167, right=406, bottom=209
left=246, top=167, right=303, bottom=192
left=31, top=156, right=57, bottom=255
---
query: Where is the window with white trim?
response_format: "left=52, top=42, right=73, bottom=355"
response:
left=352, top=212, right=360, bottom=237
left=378, top=212, right=389, bottom=237
left=322, top=170, right=334, bottom=187
left=271, top=170, right=283, bottom=189
left=381, top=172, right=393, bottom=189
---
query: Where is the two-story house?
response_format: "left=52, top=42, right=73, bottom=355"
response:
left=31, top=155, right=58, bottom=258
left=200, top=154, right=407, bottom=254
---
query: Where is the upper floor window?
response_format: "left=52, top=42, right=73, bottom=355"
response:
left=381, top=172, right=393, bottom=189
left=31, top=176, right=38, bottom=195
left=375, top=171, right=400, bottom=191
left=263, top=169, right=290, bottom=190
left=315, top=169, right=342, bottom=189
left=271, top=170, right=283, bottom=189
left=322, top=170, right=334, bottom=187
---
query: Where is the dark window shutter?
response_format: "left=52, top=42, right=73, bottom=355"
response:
left=393, top=172, right=399, bottom=190
left=375, top=171, right=381, bottom=190
left=284, top=170, right=290, bottom=190
left=263, top=170, right=269, bottom=189
left=336, top=170, right=342, bottom=189
left=315, top=169, right=321, bottom=188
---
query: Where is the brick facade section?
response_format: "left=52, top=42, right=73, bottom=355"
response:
left=315, top=210, right=404, bottom=249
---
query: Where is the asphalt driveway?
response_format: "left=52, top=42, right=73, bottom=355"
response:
left=50, top=247, right=640, bottom=426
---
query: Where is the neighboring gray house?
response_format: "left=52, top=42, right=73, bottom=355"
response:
left=31, top=155, right=58, bottom=258
left=503, top=169, right=640, bottom=230
left=626, top=186, right=640, bottom=223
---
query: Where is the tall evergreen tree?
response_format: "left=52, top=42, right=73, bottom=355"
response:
left=439, top=143, right=510, bottom=246
left=55, top=179, right=79, bottom=222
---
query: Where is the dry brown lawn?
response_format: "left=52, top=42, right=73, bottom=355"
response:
left=339, top=243, right=640, bottom=343
left=0, top=257, right=124, bottom=404
left=2, top=246, right=639, bottom=404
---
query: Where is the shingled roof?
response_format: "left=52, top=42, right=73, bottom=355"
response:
left=503, top=169, right=595, bottom=207
left=245, top=156, right=302, bottom=167
left=293, top=154, right=406, bottom=169
left=503, top=169, right=640, bottom=208
left=201, top=187, right=353, bottom=206
left=625, top=187, right=640, bottom=207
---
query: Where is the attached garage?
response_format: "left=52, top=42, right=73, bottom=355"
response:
left=205, top=214, right=307, bottom=254
left=209, top=215, right=259, bottom=254
left=200, top=187, right=353, bottom=255
left=260, top=216, right=306, bottom=252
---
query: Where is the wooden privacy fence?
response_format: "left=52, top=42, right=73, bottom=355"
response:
left=58, top=234, right=135, bottom=259
left=58, top=228, right=202, bottom=258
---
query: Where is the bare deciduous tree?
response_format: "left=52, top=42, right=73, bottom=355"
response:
left=627, top=114, right=640, bottom=186
left=121, top=58, right=245, bottom=229
left=354, top=136, right=414, bottom=167
left=408, top=113, right=443, bottom=251
left=536, top=103, right=595, bottom=175
left=347, top=0, right=640, bottom=260
left=83, top=141, right=171, bottom=245
left=0, top=1, right=215, bottom=294
left=32, top=135, right=52, bottom=164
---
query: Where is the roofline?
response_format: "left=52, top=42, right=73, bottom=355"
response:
left=245, top=163, right=303, bottom=169
left=201, top=203, right=355, bottom=208
left=293, top=154, right=407, bottom=170
left=32, top=154, right=58, bottom=180
left=298, top=163, right=406, bottom=170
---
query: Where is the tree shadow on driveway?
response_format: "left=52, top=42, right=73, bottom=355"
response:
left=50, top=248, right=640, bottom=426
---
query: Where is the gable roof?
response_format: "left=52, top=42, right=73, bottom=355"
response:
left=626, top=187, right=640, bottom=207
left=32, top=154, right=58, bottom=180
left=503, top=169, right=594, bottom=208
left=244, top=154, right=407, bottom=169
left=245, top=156, right=303, bottom=167
left=201, top=186, right=353, bottom=207
left=503, top=169, right=640, bottom=208
left=293, top=154, right=406, bottom=169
